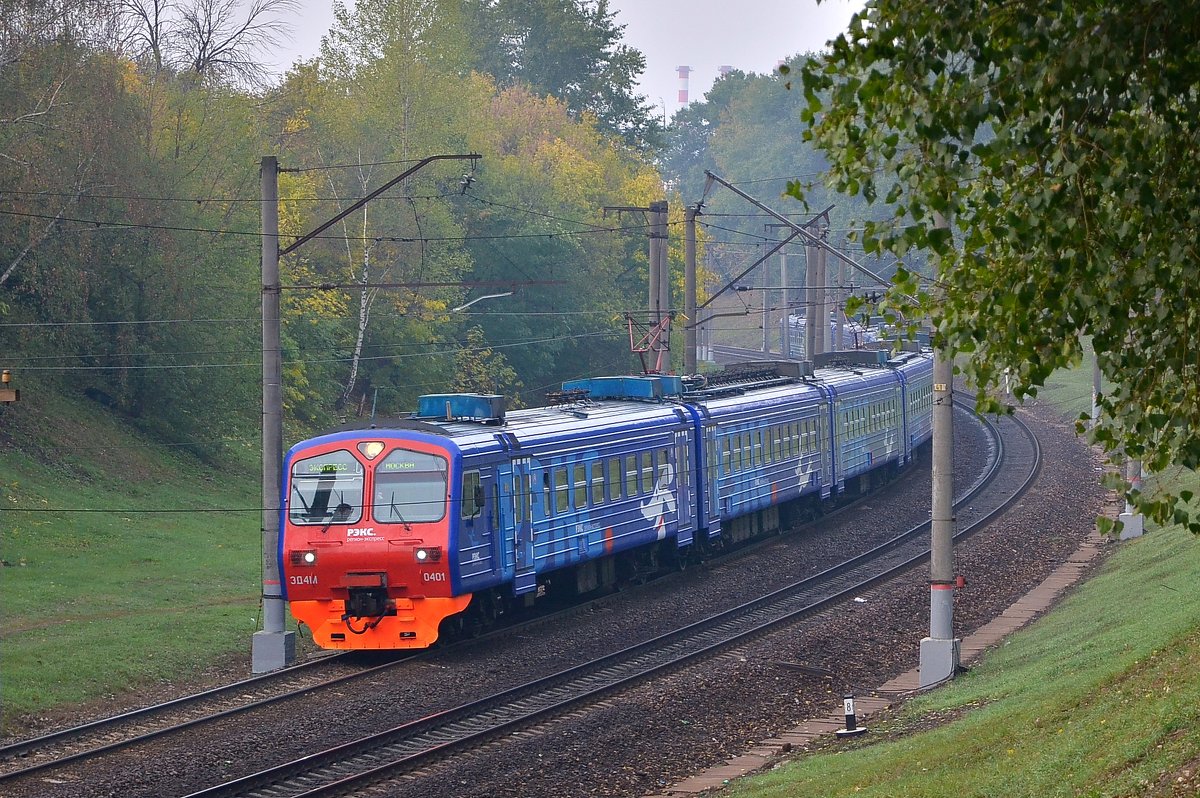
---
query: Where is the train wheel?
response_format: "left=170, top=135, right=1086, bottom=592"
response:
left=463, top=590, right=502, bottom=637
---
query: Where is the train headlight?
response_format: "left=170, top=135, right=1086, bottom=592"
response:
left=357, top=441, right=385, bottom=460
left=414, top=546, right=442, bottom=563
left=290, top=549, right=318, bottom=566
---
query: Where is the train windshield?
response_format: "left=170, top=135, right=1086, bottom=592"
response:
left=372, top=449, right=448, bottom=524
left=289, top=450, right=365, bottom=525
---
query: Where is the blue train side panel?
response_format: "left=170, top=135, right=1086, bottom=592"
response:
left=819, top=366, right=905, bottom=486
left=893, top=352, right=934, bottom=451
left=441, top=401, right=696, bottom=598
left=693, top=380, right=831, bottom=524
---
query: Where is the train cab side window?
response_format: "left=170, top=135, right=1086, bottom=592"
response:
left=461, top=471, right=482, bottom=519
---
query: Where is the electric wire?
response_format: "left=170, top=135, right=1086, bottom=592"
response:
left=0, top=189, right=457, bottom=204
left=7, top=328, right=626, bottom=371
left=0, top=208, right=658, bottom=243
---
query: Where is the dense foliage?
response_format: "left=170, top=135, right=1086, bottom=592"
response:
left=796, top=0, right=1200, bottom=530
left=464, top=0, right=660, bottom=148
left=0, top=0, right=662, bottom=455
left=658, top=58, right=905, bottom=333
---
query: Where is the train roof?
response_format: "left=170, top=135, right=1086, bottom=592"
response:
left=310, top=350, right=933, bottom=456
left=328, top=396, right=688, bottom=457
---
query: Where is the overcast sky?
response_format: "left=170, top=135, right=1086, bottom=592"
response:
left=272, top=1, right=863, bottom=111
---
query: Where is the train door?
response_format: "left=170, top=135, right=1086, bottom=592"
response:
left=673, top=429, right=693, bottom=545
left=458, top=467, right=496, bottom=586
left=496, top=458, right=516, bottom=576
left=511, top=457, right=537, bottom=595
left=895, top=368, right=912, bottom=464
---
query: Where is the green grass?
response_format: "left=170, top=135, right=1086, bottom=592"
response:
left=729, top=358, right=1200, bottom=797
left=1039, top=337, right=1103, bottom=422
left=0, top=389, right=271, bottom=728
left=731, top=521, right=1200, bottom=798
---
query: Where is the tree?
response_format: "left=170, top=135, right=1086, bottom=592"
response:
left=0, top=0, right=127, bottom=287
left=458, top=84, right=657, bottom=396
left=795, top=0, right=1200, bottom=531
left=120, top=0, right=298, bottom=87
left=658, top=69, right=756, bottom=201
left=452, top=325, right=523, bottom=402
left=320, top=0, right=470, bottom=78
left=464, top=0, right=659, bottom=149
left=276, top=6, right=490, bottom=419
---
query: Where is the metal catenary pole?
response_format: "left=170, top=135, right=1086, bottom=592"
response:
left=684, top=206, right=698, bottom=374
left=253, top=155, right=293, bottom=673
left=653, top=200, right=670, bottom=335
left=919, top=210, right=960, bottom=688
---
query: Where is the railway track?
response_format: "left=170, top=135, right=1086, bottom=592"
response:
left=176, top=407, right=1037, bottom=798
left=0, top=652, right=408, bottom=782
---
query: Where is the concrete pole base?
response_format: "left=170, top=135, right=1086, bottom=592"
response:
left=252, top=629, right=296, bottom=673
left=919, top=636, right=961, bottom=689
left=1118, top=512, right=1144, bottom=540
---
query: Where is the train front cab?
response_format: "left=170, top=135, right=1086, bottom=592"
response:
left=280, top=431, right=472, bottom=650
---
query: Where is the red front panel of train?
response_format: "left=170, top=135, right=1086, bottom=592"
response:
left=281, top=436, right=470, bottom=649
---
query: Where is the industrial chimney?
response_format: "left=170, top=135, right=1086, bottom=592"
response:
left=677, top=65, right=693, bottom=105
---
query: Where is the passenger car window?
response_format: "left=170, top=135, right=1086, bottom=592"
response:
left=555, top=468, right=569, bottom=513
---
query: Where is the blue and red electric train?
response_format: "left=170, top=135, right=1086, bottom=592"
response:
left=279, top=349, right=934, bottom=650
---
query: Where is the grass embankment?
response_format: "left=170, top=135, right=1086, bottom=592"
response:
left=0, top=389, right=270, bottom=730
left=731, top=357, right=1200, bottom=797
